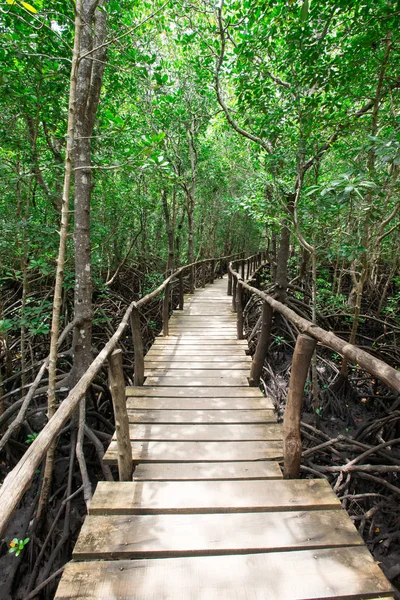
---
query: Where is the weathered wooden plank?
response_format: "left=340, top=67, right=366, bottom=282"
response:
left=144, top=368, right=250, bottom=377
left=144, top=376, right=250, bottom=387
left=133, top=461, right=282, bottom=480
left=127, top=386, right=263, bottom=397
left=73, top=510, right=363, bottom=560
left=147, top=349, right=249, bottom=355
left=154, top=339, right=247, bottom=345
left=170, top=317, right=236, bottom=322
left=122, top=423, right=282, bottom=441
left=156, top=336, right=243, bottom=341
left=55, top=547, right=394, bottom=599
left=145, top=359, right=251, bottom=366
left=178, top=312, right=234, bottom=315
left=127, top=409, right=277, bottom=424
left=167, top=327, right=238, bottom=331
left=89, top=479, right=340, bottom=514
left=159, top=332, right=239, bottom=337
left=126, top=397, right=274, bottom=410
left=103, top=440, right=283, bottom=464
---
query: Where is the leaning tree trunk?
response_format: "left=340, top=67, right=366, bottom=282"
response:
left=36, top=0, right=83, bottom=523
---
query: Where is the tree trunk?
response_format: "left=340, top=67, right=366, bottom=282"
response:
left=36, top=0, right=83, bottom=523
left=274, top=223, right=290, bottom=303
left=71, top=0, right=108, bottom=383
left=162, top=189, right=175, bottom=272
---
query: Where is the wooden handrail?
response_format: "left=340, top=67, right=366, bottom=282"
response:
left=229, top=263, right=400, bottom=393
left=229, top=260, right=400, bottom=478
left=0, top=250, right=246, bottom=536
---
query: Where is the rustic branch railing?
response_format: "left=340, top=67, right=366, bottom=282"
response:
left=0, top=251, right=244, bottom=537
left=229, top=258, right=400, bottom=480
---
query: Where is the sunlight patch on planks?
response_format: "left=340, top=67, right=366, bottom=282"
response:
left=57, top=546, right=393, bottom=600
left=89, top=479, right=340, bottom=514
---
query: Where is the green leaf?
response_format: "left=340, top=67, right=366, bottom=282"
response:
left=300, top=0, right=309, bottom=23
left=21, top=1, right=37, bottom=13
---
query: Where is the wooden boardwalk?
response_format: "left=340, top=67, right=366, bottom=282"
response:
left=55, top=277, right=393, bottom=599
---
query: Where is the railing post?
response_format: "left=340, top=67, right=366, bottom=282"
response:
left=249, top=302, right=273, bottom=387
left=202, top=262, right=206, bottom=288
left=236, top=280, right=244, bottom=339
left=162, top=282, right=170, bottom=336
left=227, top=269, right=232, bottom=296
left=246, top=259, right=250, bottom=279
left=189, top=265, right=195, bottom=294
left=210, top=259, right=215, bottom=284
left=241, top=260, right=245, bottom=279
left=232, top=275, right=237, bottom=312
left=130, top=306, right=144, bottom=386
left=109, top=349, right=132, bottom=481
left=283, top=334, right=317, bottom=479
left=178, top=271, right=184, bottom=310
left=219, top=259, right=224, bottom=278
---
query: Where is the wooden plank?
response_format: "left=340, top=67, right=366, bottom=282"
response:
left=147, top=349, right=249, bottom=355
left=73, top=509, right=363, bottom=560
left=170, top=317, right=236, bottom=322
left=181, top=310, right=233, bottom=315
left=144, top=363, right=251, bottom=371
left=55, top=547, right=394, bottom=600
left=169, top=323, right=236, bottom=326
left=154, top=339, right=247, bottom=345
left=152, top=342, right=247, bottom=346
left=157, top=334, right=240, bottom=339
left=122, top=423, right=282, bottom=441
left=145, top=356, right=252, bottom=363
left=144, top=368, right=250, bottom=377
left=133, top=461, right=283, bottom=480
left=144, top=376, right=250, bottom=387
left=89, top=479, right=340, bottom=515
left=126, top=387, right=264, bottom=397
left=103, top=440, right=283, bottom=464
left=167, top=327, right=236, bottom=331
left=127, top=409, right=277, bottom=424
left=126, top=397, right=274, bottom=410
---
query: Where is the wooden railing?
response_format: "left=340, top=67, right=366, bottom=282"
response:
left=0, top=251, right=245, bottom=536
left=229, top=257, right=400, bottom=480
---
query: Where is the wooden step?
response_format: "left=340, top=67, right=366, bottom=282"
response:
left=145, top=354, right=251, bottom=362
left=146, top=350, right=249, bottom=357
left=144, top=361, right=251, bottom=369
left=120, top=423, right=282, bottom=441
left=144, top=376, right=249, bottom=387
left=133, top=461, right=283, bottom=480
left=151, top=344, right=248, bottom=350
left=127, top=386, right=264, bottom=397
left=126, top=397, right=274, bottom=410
left=73, top=510, right=363, bottom=560
left=144, top=369, right=249, bottom=377
left=103, top=440, right=283, bottom=464
left=127, top=409, right=277, bottom=424
left=55, top=547, right=394, bottom=599
left=153, top=339, right=247, bottom=345
left=89, top=479, right=340, bottom=514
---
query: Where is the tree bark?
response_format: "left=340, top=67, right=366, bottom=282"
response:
left=72, top=0, right=108, bottom=383
left=36, top=0, right=83, bottom=522
left=274, top=223, right=290, bottom=303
